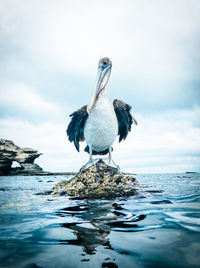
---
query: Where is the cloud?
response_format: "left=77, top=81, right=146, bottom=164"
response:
left=1, top=0, right=199, bottom=114
left=0, top=0, right=200, bottom=80
left=0, top=82, right=62, bottom=119
left=0, top=106, right=199, bottom=173
left=113, top=107, right=200, bottom=172
left=0, top=0, right=200, bottom=173
left=0, top=118, right=85, bottom=172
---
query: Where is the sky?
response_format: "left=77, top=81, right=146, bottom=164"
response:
left=0, top=0, right=200, bottom=173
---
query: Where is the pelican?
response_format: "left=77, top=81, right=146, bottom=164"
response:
left=67, top=57, right=137, bottom=168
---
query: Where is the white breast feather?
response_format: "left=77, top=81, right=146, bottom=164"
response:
left=84, top=90, right=118, bottom=152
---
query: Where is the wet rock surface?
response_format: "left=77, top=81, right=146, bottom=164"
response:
left=52, top=160, right=139, bottom=199
left=0, top=138, right=43, bottom=175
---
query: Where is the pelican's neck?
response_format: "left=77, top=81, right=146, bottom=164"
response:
left=96, top=87, right=108, bottom=100
left=91, top=88, right=112, bottom=112
left=88, top=87, right=108, bottom=114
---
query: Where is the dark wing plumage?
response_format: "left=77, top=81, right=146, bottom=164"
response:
left=66, top=105, right=88, bottom=152
left=113, top=99, right=137, bottom=142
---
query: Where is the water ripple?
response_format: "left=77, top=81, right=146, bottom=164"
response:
left=165, top=211, right=200, bottom=232
left=0, top=173, right=200, bottom=267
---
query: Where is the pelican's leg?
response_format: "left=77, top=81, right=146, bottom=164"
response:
left=89, top=145, right=94, bottom=164
left=108, top=147, right=121, bottom=172
left=108, top=147, right=112, bottom=165
left=80, top=145, right=94, bottom=171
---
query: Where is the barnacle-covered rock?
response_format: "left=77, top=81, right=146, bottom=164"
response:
left=53, top=160, right=139, bottom=199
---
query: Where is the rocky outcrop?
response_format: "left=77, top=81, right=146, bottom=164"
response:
left=0, top=138, right=43, bottom=175
left=52, top=160, right=139, bottom=199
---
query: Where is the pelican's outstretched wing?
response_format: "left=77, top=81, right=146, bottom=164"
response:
left=66, top=105, right=88, bottom=151
left=113, top=99, right=137, bottom=142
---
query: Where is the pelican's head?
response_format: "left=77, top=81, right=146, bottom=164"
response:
left=88, top=57, right=112, bottom=113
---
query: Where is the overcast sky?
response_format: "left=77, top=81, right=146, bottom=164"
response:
left=0, top=0, right=200, bottom=173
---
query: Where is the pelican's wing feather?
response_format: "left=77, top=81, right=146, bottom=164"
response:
left=113, top=99, right=137, bottom=142
left=66, top=105, right=88, bottom=151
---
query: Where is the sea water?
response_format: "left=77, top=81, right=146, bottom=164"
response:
left=0, top=173, right=200, bottom=268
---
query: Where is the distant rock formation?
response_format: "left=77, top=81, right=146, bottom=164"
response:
left=52, top=160, right=139, bottom=199
left=0, top=138, right=43, bottom=175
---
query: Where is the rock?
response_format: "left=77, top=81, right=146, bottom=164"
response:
left=0, top=138, right=43, bottom=175
left=52, top=160, right=139, bottom=199
left=9, top=163, right=43, bottom=175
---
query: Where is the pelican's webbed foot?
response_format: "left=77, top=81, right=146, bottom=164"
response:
left=79, top=158, right=101, bottom=172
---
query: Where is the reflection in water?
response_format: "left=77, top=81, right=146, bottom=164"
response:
left=56, top=201, right=146, bottom=255
left=61, top=222, right=111, bottom=254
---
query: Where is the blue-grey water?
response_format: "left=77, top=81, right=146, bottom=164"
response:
left=0, top=173, right=200, bottom=268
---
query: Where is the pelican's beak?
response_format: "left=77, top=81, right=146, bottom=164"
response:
left=88, top=63, right=112, bottom=113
